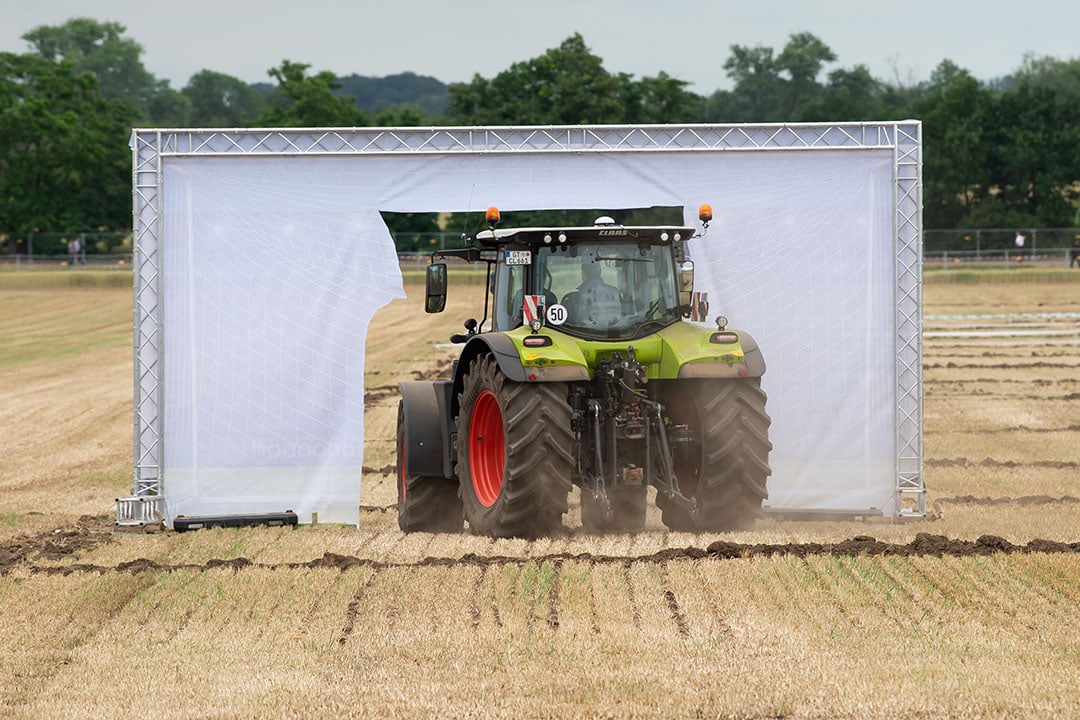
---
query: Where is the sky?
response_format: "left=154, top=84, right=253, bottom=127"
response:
left=3, top=0, right=1078, bottom=93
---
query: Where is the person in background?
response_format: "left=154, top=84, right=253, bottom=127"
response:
left=1070, top=238, right=1080, bottom=269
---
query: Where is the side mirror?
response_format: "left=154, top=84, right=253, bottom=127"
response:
left=425, top=263, right=447, bottom=313
left=678, top=261, right=694, bottom=307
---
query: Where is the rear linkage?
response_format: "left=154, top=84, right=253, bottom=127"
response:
left=568, top=347, right=699, bottom=524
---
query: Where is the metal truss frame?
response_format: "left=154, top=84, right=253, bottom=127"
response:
left=130, top=122, right=924, bottom=519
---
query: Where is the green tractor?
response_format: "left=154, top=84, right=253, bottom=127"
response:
left=396, top=205, right=771, bottom=537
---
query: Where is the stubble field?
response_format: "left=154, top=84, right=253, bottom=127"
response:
left=0, top=269, right=1078, bottom=719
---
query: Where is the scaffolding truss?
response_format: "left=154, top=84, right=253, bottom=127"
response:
left=129, top=122, right=924, bottom=522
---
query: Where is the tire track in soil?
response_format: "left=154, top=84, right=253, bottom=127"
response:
left=490, top=578, right=504, bottom=630
left=971, top=554, right=1057, bottom=623
left=926, top=424, right=1080, bottom=436
left=933, top=494, right=1079, bottom=506
left=585, top=560, right=601, bottom=635
left=659, top=561, right=689, bottom=637
left=923, top=361, right=1080, bottom=370
left=916, top=553, right=1010, bottom=616
left=299, top=572, right=344, bottom=641
left=926, top=458, right=1080, bottom=470
left=925, top=378, right=1080, bottom=387
left=873, top=559, right=936, bottom=627
left=905, top=556, right=963, bottom=611
left=337, top=568, right=381, bottom=645
left=468, top=565, right=487, bottom=631
left=833, top=556, right=912, bottom=626
left=8, top=533, right=1080, bottom=577
left=924, top=392, right=1080, bottom=401
left=1009, top=555, right=1080, bottom=604
left=924, top=350, right=1078, bottom=359
left=687, top=562, right=729, bottom=636
left=797, top=557, right=858, bottom=629
left=345, top=528, right=389, bottom=558
left=135, top=566, right=199, bottom=627
left=547, top=560, right=563, bottom=631
left=623, top=561, right=642, bottom=630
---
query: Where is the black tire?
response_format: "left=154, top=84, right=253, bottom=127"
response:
left=455, top=355, right=573, bottom=537
left=656, top=378, right=771, bottom=532
left=396, top=400, right=463, bottom=533
left=580, top=485, right=647, bottom=532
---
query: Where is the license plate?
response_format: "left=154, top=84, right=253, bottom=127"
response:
left=504, top=250, right=532, bottom=266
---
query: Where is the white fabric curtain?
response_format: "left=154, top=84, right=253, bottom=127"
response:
left=162, top=149, right=897, bottom=524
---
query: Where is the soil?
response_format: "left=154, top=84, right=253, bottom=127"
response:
left=0, top=516, right=114, bottom=574
left=3, top=523, right=1078, bottom=577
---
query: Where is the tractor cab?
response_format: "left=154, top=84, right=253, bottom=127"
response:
left=426, top=207, right=709, bottom=343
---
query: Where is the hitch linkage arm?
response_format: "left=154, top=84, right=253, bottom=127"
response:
left=643, top=399, right=699, bottom=522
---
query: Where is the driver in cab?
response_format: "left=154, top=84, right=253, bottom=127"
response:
left=561, top=261, right=621, bottom=327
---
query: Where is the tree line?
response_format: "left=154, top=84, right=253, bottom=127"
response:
left=2, top=18, right=1079, bottom=243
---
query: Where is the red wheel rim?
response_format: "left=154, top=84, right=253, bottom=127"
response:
left=469, top=390, right=505, bottom=507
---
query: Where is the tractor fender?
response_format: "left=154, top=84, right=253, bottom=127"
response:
left=398, top=380, right=455, bottom=479
left=449, top=334, right=589, bottom=417
left=672, top=327, right=767, bottom=379
left=450, top=335, right=524, bottom=419
left=738, top=331, right=767, bottom=377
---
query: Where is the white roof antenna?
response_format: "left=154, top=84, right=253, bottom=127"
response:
left=594, top=215, right=616, bottom=226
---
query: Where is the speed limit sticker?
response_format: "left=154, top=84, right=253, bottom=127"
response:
left=546, top=303, right=567, bottom=325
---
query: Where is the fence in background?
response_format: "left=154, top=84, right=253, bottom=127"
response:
left=3, top=228, right=1079, bottom=270
left=0, top=253, right=133, bottom=270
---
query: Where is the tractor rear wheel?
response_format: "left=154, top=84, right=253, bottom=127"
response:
left=396, top=400, right=463, bottom=533
left=456, top=355, right=573, bottom=537
left=656, top=378, right=771, bottom=532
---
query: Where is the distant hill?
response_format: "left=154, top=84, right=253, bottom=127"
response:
left=334, top=72, right=449, bottom=115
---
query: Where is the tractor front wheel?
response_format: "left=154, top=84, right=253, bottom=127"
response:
left=456, top=355, right=573, bottom=537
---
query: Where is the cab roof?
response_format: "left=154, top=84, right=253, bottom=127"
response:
left=474, top=225, right=695, bottom=247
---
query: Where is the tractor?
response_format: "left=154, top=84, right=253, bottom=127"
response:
left=396, top=206, right=771, bottom=537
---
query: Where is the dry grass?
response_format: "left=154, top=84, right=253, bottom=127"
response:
left=0, top=284, right=132, bottom=540
left=0, top=273, right=1078, bottom=719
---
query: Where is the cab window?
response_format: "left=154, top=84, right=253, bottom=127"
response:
left=492, top=259, right=525, bottom=331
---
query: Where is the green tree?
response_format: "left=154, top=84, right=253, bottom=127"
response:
left=777, top=32, right=837, bottom=115
left=446, top=34, right=625, bottom=124
left=0, top=53, right=135, bottom=234
left=706, top=32, right=836, bottom=121
left=374, top=105, right=430, bottom=127
left=21, top=17, right=185, bottom=125
left=798, top=65, right=891, bottom=121
left=255, top=60, right=369, bottom=127
left=623, top=71, right=704, bottom=123
left=183, top=70, right=265, bottom=127
left=714, top=44, right=781, bottom=120
left=983, top=56, right=1080, bottom=226
left=908, top=60, right=995, bottom=227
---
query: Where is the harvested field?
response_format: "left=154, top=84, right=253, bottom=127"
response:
left=1, top=268, right=1079, bottom=719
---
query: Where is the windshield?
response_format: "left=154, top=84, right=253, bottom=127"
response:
left=539, top=242, right=680, bottom=340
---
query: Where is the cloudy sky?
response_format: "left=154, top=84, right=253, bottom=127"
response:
left=4, top=0, right=1076, bottom=93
